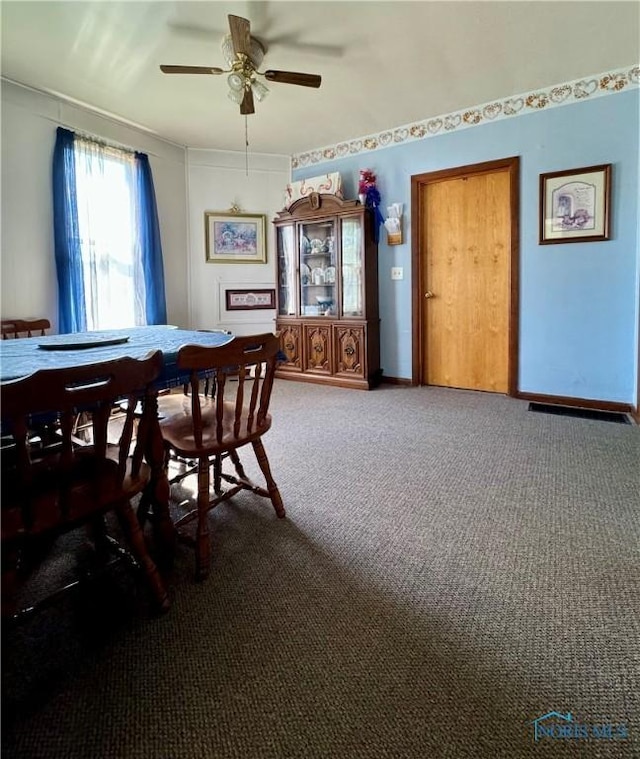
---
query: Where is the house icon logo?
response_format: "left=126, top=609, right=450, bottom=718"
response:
left=531, top=711, right=573, bottom=741
left=530, top=710, right=629, bottom=741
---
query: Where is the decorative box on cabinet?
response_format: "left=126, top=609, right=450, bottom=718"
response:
left=274, top=193, right=381, bottom=389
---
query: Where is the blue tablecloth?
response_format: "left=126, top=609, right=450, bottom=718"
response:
left=0, top=326, right=234, bottom=387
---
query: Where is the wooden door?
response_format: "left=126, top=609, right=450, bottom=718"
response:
left=418, top=162, right=516, bottom=393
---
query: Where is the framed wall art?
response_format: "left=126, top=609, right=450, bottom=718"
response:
left=539, top=164, right=612, bottom=244
left=225, top=288, right=276, bottom=311
left=205, top=212, right=267, bottom=263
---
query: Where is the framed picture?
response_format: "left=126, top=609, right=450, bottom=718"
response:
left=205, top=212, right=267, bottom=263
left=539, top=164, right=612, bottom=244
left=225, top=288, right=276, bottom=311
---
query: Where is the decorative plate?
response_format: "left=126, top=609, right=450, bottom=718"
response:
left=38, top=335, right=130, bottom=351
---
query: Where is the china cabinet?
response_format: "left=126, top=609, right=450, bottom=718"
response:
left=273, top=193, right=381, bottom=389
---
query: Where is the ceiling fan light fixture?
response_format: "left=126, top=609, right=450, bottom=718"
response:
left=251, top=79, right=269, bottom=102
left=227, top=88, right=245, bottom=105
left=227, top=72, right=245, bottom=91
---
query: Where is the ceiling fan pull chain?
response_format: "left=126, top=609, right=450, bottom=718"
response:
left=245, top=115, right=249, bottom=176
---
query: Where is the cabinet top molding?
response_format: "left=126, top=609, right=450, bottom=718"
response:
left=275, top=193, right=360, bottom=220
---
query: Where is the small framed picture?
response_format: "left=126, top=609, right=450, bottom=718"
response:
left=539, top=164, right=612, bottom=244
left=205, top=212, right=267, bottom=263
left=225, top=288, right=276, bottom=311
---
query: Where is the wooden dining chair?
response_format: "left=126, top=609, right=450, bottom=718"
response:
left=1, top=318, right=51, bottom=339
left=157, top=333, right=285, bottom=580
left=119, top=330, right=232, bottom=418
left=150, top=328, right=233, bottom=482
left=1, top=351, right=170, bottom=617
left=1, top=319, right=57, bottom=452
left=1, top=320, right=18, bottom=338
left=180, top=328, right=232, bottom=397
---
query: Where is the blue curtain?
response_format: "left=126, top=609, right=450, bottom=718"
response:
left=135, top=152, right=167, bottom=325
left=52, top=127, right=87, bottom=333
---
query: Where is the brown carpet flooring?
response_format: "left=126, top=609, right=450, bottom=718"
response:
left=2, top=381, right=639, bottom=758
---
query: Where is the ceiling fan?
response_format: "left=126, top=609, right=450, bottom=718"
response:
left=160, top=14, right=321, bottom=116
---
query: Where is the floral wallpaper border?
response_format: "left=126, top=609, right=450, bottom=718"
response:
left=291, top=65, right=639, bottom=170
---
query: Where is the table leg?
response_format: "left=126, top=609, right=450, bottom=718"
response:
left=139, top=390, right=176, bottom=559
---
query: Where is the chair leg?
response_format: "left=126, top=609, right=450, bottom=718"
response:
left=251, top=439, right=285, bottom=518
left=228, top=448, right=248, bottom=481
left=137, top=491, right=151, bottom=528
left=196, top=455, right=212, bottom=581
left=117, top=503, right=170, bottom=613
left=1, top=544, right=21, bottom=618
left=89, top=515, right=112, bottom=562
left=213, top=454, right=223, bottom=494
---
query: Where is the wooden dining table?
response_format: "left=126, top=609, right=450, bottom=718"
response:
left=0, top=324, right=234, bottom=554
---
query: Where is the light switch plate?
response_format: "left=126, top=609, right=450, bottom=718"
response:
left=391, top=267, right=403, bottom=280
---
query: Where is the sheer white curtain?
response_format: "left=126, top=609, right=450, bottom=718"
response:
left=74, top=138, right=145, bottom=330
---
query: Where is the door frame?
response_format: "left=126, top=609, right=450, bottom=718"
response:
left=410, top=156, right=520, bottom=394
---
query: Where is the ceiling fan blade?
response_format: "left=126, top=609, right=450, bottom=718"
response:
left=264, top=70, right=322, bottom=88
left=228, top=14, right=251, bottom=57
left=168, top=22, right=225, bottom=41
left=160, top=65, right=225, bottom=75
left=240, top=88, right=255, bottom=115
left=266, top=34, right=343, bottom=59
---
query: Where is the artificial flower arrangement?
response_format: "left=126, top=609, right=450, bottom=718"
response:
left=358, top=169, right=384, bottom=241
left=358, top=169, right=377, bottom=197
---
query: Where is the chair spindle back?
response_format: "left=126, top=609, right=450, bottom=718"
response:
left=178, top=333, right=279, bottom=447
left=1, top=318, right=51, bottom=339
left=1, top=351, right=163, bottom=529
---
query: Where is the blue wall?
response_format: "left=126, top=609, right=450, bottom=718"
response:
left=293, top=90, right=640, bottom=404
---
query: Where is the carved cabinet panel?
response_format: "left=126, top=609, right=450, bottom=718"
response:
left=304, top=324, right=332, bottom=374
left=278, top=324, right=302, bottom=371
left=334, top=325, right=365, bottom=379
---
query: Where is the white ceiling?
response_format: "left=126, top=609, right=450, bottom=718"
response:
left=1, top=1, right=638, bottom=155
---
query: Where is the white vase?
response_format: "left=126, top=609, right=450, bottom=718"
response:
left=358, top=193, right=366, bottom=205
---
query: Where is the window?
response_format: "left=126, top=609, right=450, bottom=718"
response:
left=53, top=127, right=166, bottom=334
left=74, top=140, right=141, bottom=330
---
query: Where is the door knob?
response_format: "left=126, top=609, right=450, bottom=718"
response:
left=424, top=291, right=435, bottom=299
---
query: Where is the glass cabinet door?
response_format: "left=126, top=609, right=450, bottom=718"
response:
left=299, top=218, right=337, bottom=317
left=340, top=216, right=364, bottom=317
left=277, top=225, right=296, bottom=316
